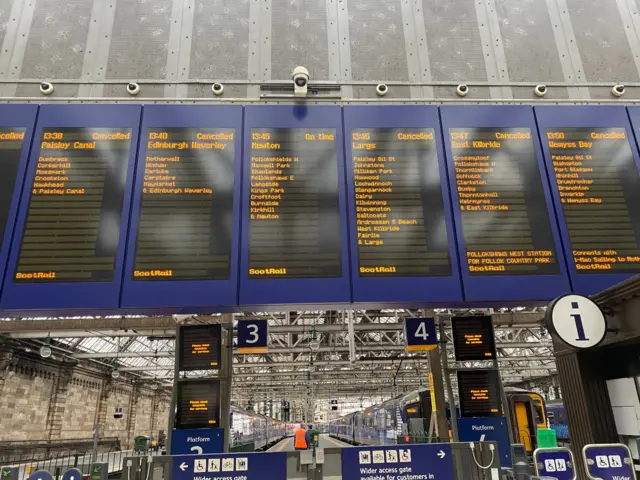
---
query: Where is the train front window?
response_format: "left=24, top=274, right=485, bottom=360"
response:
left=534, top=403, right=544, bottom=425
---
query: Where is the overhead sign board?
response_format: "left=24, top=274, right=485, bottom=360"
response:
left=441, top=106, right=571, bottom=302
left=1, top=104, right=141, bottom=311
left=237, top=319, right=268, bottom=353
left=546, top=294, right=607, bottom=349
left=342, top=444, right=454, bottom=480
left=176, top=379, right=221, bottom=429
left=583, top=443, right=636, bottom=480
left=452, top=316, right=497, bottom=361
left=458, top=417, right=511, bottom=467
left=178, top=324, right=222, bottom=370
left=536, top=106, right=640, bottom=295
left=171, top=428, right=224, bottom=455
left=457, top=369, right=501, bottom=418
left=239, top=106, right=351, bottom=306
left=121, top=105, right=242, bottom=310
left=404, top=317, right=437, bottom=351
left=343, top=106, right=462, bottom=305
left=172, top=452, right=286, bottom=480
left=534, top=448, right=576, bottom=480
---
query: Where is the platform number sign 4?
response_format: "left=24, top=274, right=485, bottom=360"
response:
left=237, top=319, right=268, bottom=352
left=546, top=294, right=607, bottom=349
left=404, top=317, right=437, bottom=351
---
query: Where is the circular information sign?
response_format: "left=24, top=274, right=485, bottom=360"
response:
left=546, top=294, right=607, bottom=349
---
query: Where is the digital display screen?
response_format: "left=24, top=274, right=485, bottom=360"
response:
left=457, top=369, right=501, bottom=418
left=14, top=128, right=132, bottom=282
left=449, top=128, right=559, bottom=275
left=0, top=128, right=27, bottom=241
left=248, top=128, right=341, bottom=278
left=452, top=316, right=497, bottom=361
left=178, top=324, right=221, bottom=371
left=132, top=128, right=234, bottom=281
left=545, top=128, right=640, bottom=273
left=351, top=128, right=451, bottom=276
left=176, top=379, right=221, bottom=429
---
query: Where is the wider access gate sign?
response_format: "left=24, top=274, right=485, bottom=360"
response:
left=173, top=452, right=286, bottom=480
left=342, top=444, right=454, bottom=480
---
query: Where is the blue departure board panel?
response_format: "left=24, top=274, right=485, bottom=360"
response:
left=343, top=106, right=462, bottom=305
left=1, top=105, right=141, bottom=312
left=239, top=106, right=351, bottom=306
left=0, top=105, right=39, bottom=297
left=441, top=106, right=570, bottom=302
left=535, top=106, right=640, bottom=295
left=121, top=106, right=242, bottom=311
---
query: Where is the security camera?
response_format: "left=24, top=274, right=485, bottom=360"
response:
left=376, top=83, right=388, bottom=97
left=612, top=84, right=625, bottom=97
left=456, top=84, right=469, bottom=97
left=40, top=82, right=54, bottom=95
left=126, top=82, right=140, bottom=96
left=212, top=83, right=224, bottom=96
left=292, top=66, right=310, bottom=97
left=534, top=84, right=547, bottom=97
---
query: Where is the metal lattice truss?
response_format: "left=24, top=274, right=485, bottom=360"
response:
left=0, top=308, right=557, bottom=405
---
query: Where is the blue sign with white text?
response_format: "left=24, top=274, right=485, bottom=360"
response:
left=172, top=452, right=286, bottom=480
left=458, top=417, right=511, bottom=467
left=171, top=428, right=224, bottom=455
left=583, top=444, right=636, bottom=480
left=404, top=318, right=437, bottom=351
left=237, top=319, right=268, bottom=350
left=342, top=444, right=454, bottom=480
left=534, top=449, right=575, bottom=480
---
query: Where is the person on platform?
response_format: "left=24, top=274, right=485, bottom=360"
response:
left=294, top=423, right=310, bottom=450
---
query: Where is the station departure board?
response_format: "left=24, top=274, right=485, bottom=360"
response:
left=544, top=128, right=640, bottom=273
left=449, top=128, right=559, bottom=275
left=177, top=324, right=222, bottom=370
left=176, top=379, right=221, bottom=429
left=132, top=128, right=234, bottom=281
left=452, top=316, right=497, bottom=361
left=351, top=128, right=451, bottom=276
left=457, top=369, right=501, bottom=418
left=0, top=128, right=28, bottom=242
left=13, top=128, right=132, bottom=283
left=248, top=128, right=342, bottom=278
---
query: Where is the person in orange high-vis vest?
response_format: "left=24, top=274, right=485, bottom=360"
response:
left=294, top=423, right=309, bottom=450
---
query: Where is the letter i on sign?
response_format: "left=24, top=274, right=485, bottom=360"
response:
left=570, top=301, right=589, bottom=342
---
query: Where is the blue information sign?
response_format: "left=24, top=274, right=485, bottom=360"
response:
left=534, top=448, right=576, bottom=480
left=171, top=428, right=224, bottom=455
left=341, top=443, right=454, bottom=480
left=583, top=444, right=637, bottom=480
left=30, top=471, right=53, bottom=480
left=172, top=452, right=286, bottom=480
left=237, top=319, right=268, bottom=352
left=404, top=317, right=437, bottom=351
left=458, top=416, right=512, bottom=467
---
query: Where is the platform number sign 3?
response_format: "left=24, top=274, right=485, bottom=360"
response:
left=546, top=294, right=607, bottom=349
left=237, top=319, right=268, bottom=352
left=404, top=317, right=437, bottom=351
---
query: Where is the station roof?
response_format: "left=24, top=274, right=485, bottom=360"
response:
left=0, top=308, right=557, bottom=403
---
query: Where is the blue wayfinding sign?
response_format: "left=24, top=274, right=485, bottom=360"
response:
left=404, top=318, right=437, bottom=351
left=583, top=444, right=637, bottom=480
left=171, top=428, right=224, bottom=455
left=30, top=472, right=53, bottom=480
left=342, top=443, right=454, bottom=480
left=237, top=319, right=268, bottom=352
left=534, top=448, right=576, bottom=480
left=458, top=417, right=511, bottom=467
left=173, top=452, right=286, bottom=480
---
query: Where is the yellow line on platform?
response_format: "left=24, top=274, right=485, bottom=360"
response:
left=272, top=437, right=291, bottom=452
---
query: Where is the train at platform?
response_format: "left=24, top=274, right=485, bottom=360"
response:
left=327, top=387, right=549, bottom=453
left=230, top=405, right=289, bottom=449
left=545, top=401, right=569, bottom=442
